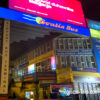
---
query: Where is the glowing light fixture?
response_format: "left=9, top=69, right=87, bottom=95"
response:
left=51, top=56, right=56, bottom=70
left=28, top=64, right=35, bottom=74
left=25, top=92, right=30, bottom=99
left=30, top=92, right=34, bottom=95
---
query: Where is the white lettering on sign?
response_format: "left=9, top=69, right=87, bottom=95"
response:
left=29, top=0, right=74, bottom=12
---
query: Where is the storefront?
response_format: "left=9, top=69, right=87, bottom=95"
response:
left=0, top=0, right=97, bottom=100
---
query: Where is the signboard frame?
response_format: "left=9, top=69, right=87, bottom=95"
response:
left=0, top=7, right=90, bottom=37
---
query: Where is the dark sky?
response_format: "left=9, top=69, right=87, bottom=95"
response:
left=0, top=0, right=100, bottom=21
left=81, top=0, right=100, bottom=21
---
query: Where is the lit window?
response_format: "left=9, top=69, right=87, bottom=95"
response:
left=18, top=70, right=23, bottom=76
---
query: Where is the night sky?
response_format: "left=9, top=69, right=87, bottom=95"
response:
left=0, top=0, right=100, bottom=22
left=81, top=0, right=100, bottom=21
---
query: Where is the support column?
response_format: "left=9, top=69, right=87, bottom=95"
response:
left=0, top=19, right=10, bottom=99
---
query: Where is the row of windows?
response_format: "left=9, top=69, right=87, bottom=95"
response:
left=60, top=55, right=96, bottom=68
left=55, top=38, right=92, bottom=50
left=14, top=38, right=92, bottom=66
left=14, top=41, right=53, bottom=66
left=12, top=68, right=27, bottom=77
left=36, top=59, right=51, bottom=72
left=13, top=59, right=52, bottom=77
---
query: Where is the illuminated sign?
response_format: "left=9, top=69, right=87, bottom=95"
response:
left=88, top=19, right=100, bottom=30
left=90, top=28, right=100, bottom=38
left=56, top=49, right=93, bottom=56
left=25, top=91, right=34, bottom=99
left=0, top=7, right=90, bottom=36
left=72, top=67, right=98, bottom=72
left=19, top=62, right=29, bottom=68
left=23, top=74, right=34, bottom=82
left=59, top=87, right=72, bottom=96
left=51, top=84, right=72, bottom=93
left=28, top=64, right=35, bottom=74
left=25, top=92, right=30, bottom=99
left=90, top=28, right=100, bottom=73
left=51, top=56, right=56, bottom=70
left=9, top=0, right=86, bottom=27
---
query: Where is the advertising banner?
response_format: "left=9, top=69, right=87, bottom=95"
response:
left=51, top=84, right=72, bottom=93
left=90, top=28, right=100, bottom=73
left=9, top=0, right=86, bottom=27
left=56, top=49, right=93, bottom=56
left=73, top=76, right=100, bottom=83
left=19, top=62, right=29, bottom=69
left=0, top=7, right=90, bottom=36
left=72, top=67, right=98, bottom=73
left=88, top=19, right=100, bottom=30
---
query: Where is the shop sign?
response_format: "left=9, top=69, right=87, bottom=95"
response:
left=19, top=62, right=29, bottom=69
left=56, top=49, right=93, bottom=56
left=90, top=28, right=100, bottom=38
left=51, top=84, right=72, bottom=89
left=24, top=77, right=34, bottom=82
left=39, top=80, right=56, bottom=84
left=74, top=76, right=100, bottom=83
left=23, top=74, right=35, bottom=82
left=88, top=19, right=100, bottom=30
left=9, top=0, right=86, bottom=27
left=51, top=84, right=72, bottom=93
left=0, top=7, right=90, bottom=36
left=59, top=87, right=72, bottom=96
left=90, top=28, right=100, bottom=73
left=72, top=67, right=98, bottom=72
left=14, top=77, right=21, bottom=82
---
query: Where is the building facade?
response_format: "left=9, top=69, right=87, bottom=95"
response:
left=55, top=36, right=100, bottom=100
left=0, top=1, right=100, bottom=100
left=10, top=34, right=100, bottom=100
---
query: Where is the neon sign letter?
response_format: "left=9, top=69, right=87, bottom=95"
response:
left=29, top=0, right=74, bottom=11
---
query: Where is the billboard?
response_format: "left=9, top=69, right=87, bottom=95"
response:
left=0, top=7, right=90, bottom=36
left=51, top=84, right=72, bottom=93
left=88, top=19, right=100, bottom=30
left=9, top=0, right=86, bottom=27
left=90, top=29, right=100, bottom=38
left=90, top=28, right=100, bottom=73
